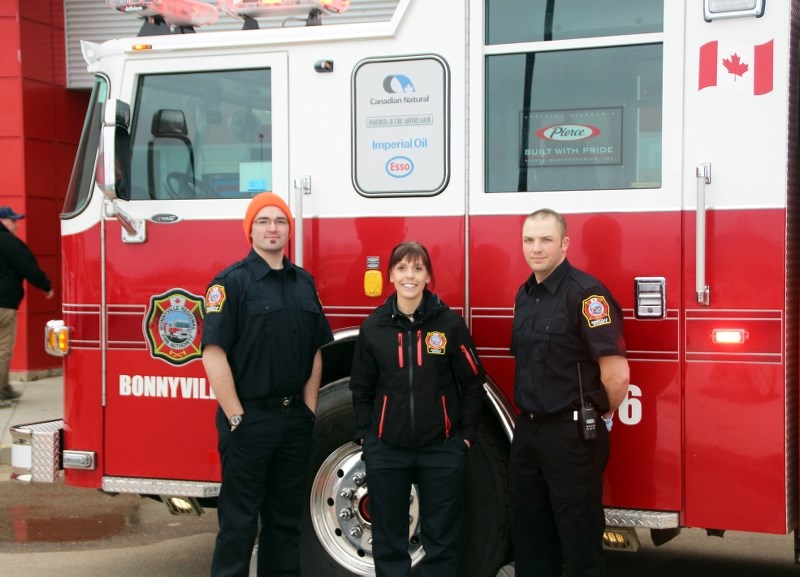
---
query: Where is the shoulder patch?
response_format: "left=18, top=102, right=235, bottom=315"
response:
left=582, top=295, right=612, bottom=328
left=205, top=284, right=227, bottom=313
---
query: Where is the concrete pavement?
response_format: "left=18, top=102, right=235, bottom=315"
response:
left=0, top=375, right=63, bottom=465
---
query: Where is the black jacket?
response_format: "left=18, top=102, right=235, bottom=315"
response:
left=350, top=291, right=486, bottom=448
left=0, top=223, right=51, bottom=309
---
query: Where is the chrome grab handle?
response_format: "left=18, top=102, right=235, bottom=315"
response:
left=695, top=163, right=711, bottom=306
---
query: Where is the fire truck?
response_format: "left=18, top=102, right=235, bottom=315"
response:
left=10, top=0, right=800, bottom=574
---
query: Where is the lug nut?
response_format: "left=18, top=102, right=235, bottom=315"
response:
left=349, top=526, right=363, bottom=537
left=340, top=488, right=355, bottom=499
left=352, top=472, right=366, bottom=486
left=339, top=508, right=354, bottom=520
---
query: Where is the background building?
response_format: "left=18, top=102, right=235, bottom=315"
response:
left=1, top=1, right=87, bottom=379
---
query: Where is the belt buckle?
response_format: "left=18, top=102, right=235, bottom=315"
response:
left=281, top=396, right=292, bottom=408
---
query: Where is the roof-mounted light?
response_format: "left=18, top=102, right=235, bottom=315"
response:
left=703, top=0, right=765, bottom=21
left=106, top=0, right=219, bottom=28
left=218, top=0, right=349, bottom=20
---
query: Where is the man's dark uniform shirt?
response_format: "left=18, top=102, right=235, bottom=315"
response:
left=511, top=258, right=626, bottom=415
left=202, top=250, right=333, bottom=399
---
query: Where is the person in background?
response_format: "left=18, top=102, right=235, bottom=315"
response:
left=509, top=208, right=629, bottom=577
left=0, top=206, right=54, bottom=408
left=202, top=192, right=333, bottom=577
left=350, top=241, right=487, bottom=577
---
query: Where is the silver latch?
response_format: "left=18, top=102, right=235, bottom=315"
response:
left=634, top=277, right=666, bottom=319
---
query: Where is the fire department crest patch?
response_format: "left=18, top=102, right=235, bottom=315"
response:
left=425, top=331, right=447, bottom=355
left=145, top=289, right=205, bottom=365
left=205, top=284, right=226, bottom=313
left=581, top=295, right=612, bottom=328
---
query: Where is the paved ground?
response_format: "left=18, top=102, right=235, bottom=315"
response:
left=0, top=375, right=63, bottom=465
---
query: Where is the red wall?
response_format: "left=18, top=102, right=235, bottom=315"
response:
left=0, top=0, right=88, bottom=375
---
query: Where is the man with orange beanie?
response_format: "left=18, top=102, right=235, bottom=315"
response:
left=202, top=192, right=333, bottom=577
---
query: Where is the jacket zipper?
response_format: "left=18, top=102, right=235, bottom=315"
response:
left=441, top=395, right=451, bottom=439
left=460, top=344, right=479, bottom=375
left=407, top=328, right=416, bottom=440
left=397, top=332, right=403, bottom=368
left=378, top=395, right=388, bottom=439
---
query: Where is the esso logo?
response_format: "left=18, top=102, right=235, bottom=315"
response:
left=386, top=156, right=414, bottom=178
left=535, top=124, right=600, bottom=141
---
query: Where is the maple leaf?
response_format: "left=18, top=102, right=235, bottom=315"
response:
left=722, top=53, right=749, bottom=80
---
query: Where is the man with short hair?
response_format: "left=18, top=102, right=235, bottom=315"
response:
left=0, top=206, right=55, bottom=408
left=202, top=192, right=333, bottom=577
left=509, top=208, right=630, bottom=576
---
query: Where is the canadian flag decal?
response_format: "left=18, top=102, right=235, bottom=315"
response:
left=699, top=39, right=773, bottom=95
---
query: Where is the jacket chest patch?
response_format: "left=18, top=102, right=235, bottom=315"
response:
left=425, top=331, right=447, bottom=355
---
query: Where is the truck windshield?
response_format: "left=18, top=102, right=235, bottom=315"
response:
left=63, top=76, right=108, bottom=217
left=129, top=68, right=272, bottom=200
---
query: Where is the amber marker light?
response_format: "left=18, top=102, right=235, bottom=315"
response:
left=44, top=320, right=70, bottom=357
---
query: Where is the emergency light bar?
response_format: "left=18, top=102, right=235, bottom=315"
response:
left=218, top=0, right=349, bottom=19
left=106, top=0, right=219, bottom=28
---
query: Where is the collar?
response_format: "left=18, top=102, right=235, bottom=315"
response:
left=386, top=290, right=443, bottom=322
left=524, top=258, right=571, bottom=295
left=245, top=249, right=295, bottom=280
left=390, top=292, right=420, bottom=320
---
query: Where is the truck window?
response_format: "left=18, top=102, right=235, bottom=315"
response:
left=486, top=0, right=663, bottom=44
left=63, top=76, right=108, bottom=217
left=128, top=68, right=272, bottom=200
left=484, top=0, right=663, bottom=193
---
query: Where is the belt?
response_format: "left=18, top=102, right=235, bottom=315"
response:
left=525, top=409, right=578, bottom=422
left=243, top=395, right=300, bottom=409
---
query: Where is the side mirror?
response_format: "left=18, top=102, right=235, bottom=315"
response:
left=106, top=98, right=131, bottom=130
left=96, top=99, right=132, bottom=201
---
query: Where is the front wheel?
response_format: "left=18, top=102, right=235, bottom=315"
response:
left=300, top=379, right=512, bottom=577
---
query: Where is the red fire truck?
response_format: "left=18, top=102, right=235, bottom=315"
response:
left=10, top=0, right=800, bottom=574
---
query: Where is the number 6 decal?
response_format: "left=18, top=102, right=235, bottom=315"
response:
left=618, top=384, right=642, bottom=425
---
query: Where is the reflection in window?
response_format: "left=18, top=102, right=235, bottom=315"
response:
left=485, top=45, right=662, bottom=192
left=486, top=0, right=663, bottom=45
left=129, top=69, right=272, bottom=200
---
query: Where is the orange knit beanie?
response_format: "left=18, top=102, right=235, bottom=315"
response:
left=242, top=192, right=294, bottom=243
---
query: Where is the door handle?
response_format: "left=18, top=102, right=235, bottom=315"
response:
left=695, top=163, right=710, bottom=306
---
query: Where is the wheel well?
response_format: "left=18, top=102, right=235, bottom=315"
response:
left=320, top=334, right=356, bottom=388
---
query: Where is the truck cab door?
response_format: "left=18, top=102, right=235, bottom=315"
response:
left=100, top=53, right=288, bottom=483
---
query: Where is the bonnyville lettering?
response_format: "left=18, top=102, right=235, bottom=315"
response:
left=119, top=374, right=216, bottom=399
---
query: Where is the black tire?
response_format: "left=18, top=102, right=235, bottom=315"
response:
left=459, top=407, right=512, bottom=576
left=300, top=380, right=511, bottom=577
